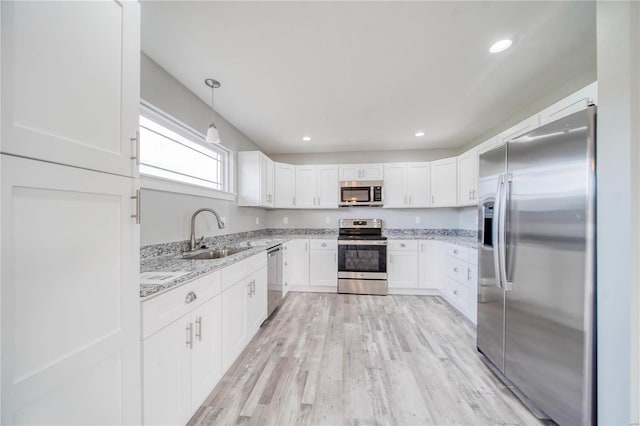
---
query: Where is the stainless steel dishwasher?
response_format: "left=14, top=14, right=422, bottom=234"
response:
left=266, top=245, right=284, bottom=318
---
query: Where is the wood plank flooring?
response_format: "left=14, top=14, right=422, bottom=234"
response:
left=188, top=293, right=542, bottom=426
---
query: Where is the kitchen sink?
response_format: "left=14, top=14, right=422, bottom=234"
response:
left=182, top=247, right=249, bottom=260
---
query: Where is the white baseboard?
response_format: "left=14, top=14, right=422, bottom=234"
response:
left=288, top=285, right=338, bottom=293
left=388, top=288, right=440, bottom=296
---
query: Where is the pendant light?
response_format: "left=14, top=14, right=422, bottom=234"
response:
left=205, top=78, right=221, bottom=144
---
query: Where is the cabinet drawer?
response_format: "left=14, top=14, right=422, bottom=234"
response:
left=309, top=240, right=337, bottom=250
left=221, top=252, right=267, bottom=291
left=445, top=277, right=468, bottom=311
left=388, top=240, right=418, bottom=251
left=142, top=271, right=221, bottom=339
left=445, top=256, right=468, bottom=286
left=467, top=248, right=478, bottom=265
left=444, top=243, right=468, bottom=261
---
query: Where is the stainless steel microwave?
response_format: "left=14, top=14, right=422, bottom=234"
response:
left=339, top=181, right=383, bottom=207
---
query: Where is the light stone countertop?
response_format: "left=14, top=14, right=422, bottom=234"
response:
left=140, top=232, right=476, bottom=299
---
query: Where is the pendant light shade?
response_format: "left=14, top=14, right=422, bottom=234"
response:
left=205, top=78, right=221, bottom=144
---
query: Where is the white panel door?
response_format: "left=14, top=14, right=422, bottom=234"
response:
left=418, top=241, right=440, bottom=289
left=431, top=158, right=458, bottom=207
left=274, top=162, right=295, bottom=208
left=1, top=1, right=140, bottom=177
left=309, top=250, right=337, bottom=286
left=360, top=164, right=384, bottom=181
left=221, top=280, right=248, bottom=371
left=457, top=149, right=478, bottom=206
left=382, top=164, right=406, bottom=208
left=316, top=165, right=339, bottom=208
left=294, top=166, right=317, bottom=208
left=339, top=165, right=361, bottom=181
left=190, top=295, right=222, bottom=411
left=143, top=317, right=192, bottom=426
left=388, top=252, right=419, bottom=288
left=406, top=163, right=430, bottom=207
left=260, top=154, right=274, bottom=207
left=1, top=155, right=140, bottom=424
left=247, top=267, right=268, bottom=334
left=286, top=240, right=310, bottom=287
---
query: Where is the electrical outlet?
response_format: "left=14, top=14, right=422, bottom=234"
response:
left=221, top=217, right=227, bottom=226
left=283, top=217, right=289, bottom=224
left=415, top=216, right=421, bottom=224
left=325, top=216, right=331, bottom=224
left=256, top=217, right=260, bottom=225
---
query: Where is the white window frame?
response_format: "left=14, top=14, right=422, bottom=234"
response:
left=139, top=101, right=235, bottom=201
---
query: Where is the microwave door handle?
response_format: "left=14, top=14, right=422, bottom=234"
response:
left=492, top=175, right=504, bottom=289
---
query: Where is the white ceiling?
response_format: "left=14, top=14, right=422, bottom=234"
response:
left=141, top=1, right=596, bottom=154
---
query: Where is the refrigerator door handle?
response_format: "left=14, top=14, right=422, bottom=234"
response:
left=492, top=174, right=504, bottom=289
left=499, top=173, right=513, bottom=291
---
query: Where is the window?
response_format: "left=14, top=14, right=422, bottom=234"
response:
left=139, top=104, right=229, bottom=192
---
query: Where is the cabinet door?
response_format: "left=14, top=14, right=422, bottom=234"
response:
left=457, top=149, right=478, bottom=206
left=316, top=165, right=339, bottom=208
left=430, top=158, right=458, bottom=207
left=360, top=164, right=384, bottom=181
left=382, top=164, right=406, bottom=208
left=221, top=280, right=248, bottom=371
left=388, top=251, right=419, bottom=288
left=143, top=318, right=192, bottom=426
left=294, top=166, right=317, bottom=208
left=260, top=154, right=274, bottom=207
left=406, top=163, right=430, bottom=207
left=1, top=1, right=140, bottom=178
left=309, top=250, right=337, bottom=286
left=339, top=164, right=361, bottom=181
left=1, top=155, right=140, bottom=425
left=247, top=267, right=268, bottom=335
left=498, top=114, right=540, bottom=145
left=274, top=162, right=295, bottom=208
left=418, top=241, right=440, bottom=289
left=190, top=296, right=222, bottom=411
left=285, top=240, right=310, bottom=287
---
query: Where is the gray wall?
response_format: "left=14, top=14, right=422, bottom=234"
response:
left=596, top=2, right=639, bottom=424
left=140, top=53, right=267, bottom=245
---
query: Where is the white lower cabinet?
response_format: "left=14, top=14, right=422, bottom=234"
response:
left=283, top=239, right=310, bottom=291
left=387, top=240, right=419, bottom=288
left=143, top=294, right=222, bottom=425
left=441, top=243, right=478, bottom=324
left=142, top=253, right=267, bottom=425
left=418, top=240, right=441, bottom=289
left=308, top=240, right=337, bottom=287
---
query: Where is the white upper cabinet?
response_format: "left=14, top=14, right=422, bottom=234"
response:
left=339, top=163, right=383, bottom=181
left=498, top=114, right=540, bottom=145
left=1, top=1, right=140, bottom=178
left=539, top=81, right=597, bottom=125
left=238, top=151, right=274, bottom=208
left=294, top=165, right=339, bottom=209
left=383, top=163, right=430, bottom=208
left=274, top=162, right=295, bottom=208
left=457, top=148, right=479, bottom=206
left=430, top=158, right=458, bottom=207
left=294, top=166, right=317, bottom=208
left=316, top=165, right=339, bottom=208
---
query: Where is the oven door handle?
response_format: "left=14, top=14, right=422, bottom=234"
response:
left=338, top=240, right=387, bottom=246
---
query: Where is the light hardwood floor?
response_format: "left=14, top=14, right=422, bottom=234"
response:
left=189, top=293, right=542, bottom=426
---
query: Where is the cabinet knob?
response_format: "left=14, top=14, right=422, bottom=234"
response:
left=453, top=249, right=459, bottom=255
left=400, top=243, right=406, bottom=248
left=453, top=289, right=459, bottom=296
left=184, top=292, right=197, bottom=304
left=453, top=267, right=459, bottom=273
left=321, top=242, right=326, bottom=247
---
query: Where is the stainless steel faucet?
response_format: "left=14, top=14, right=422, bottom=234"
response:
left=189, top=208, right=225, bottom=251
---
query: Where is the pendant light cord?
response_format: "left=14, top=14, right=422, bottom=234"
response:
left=211, top=84, right=215, bottom=121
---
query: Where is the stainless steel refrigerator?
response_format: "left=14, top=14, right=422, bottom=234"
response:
left=477, top=106, right=596, bottom=425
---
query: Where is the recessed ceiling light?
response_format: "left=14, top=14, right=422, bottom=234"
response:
left=302, top=136, right=311, bottom=142
left=415, top=131, right=425, bottom=137
left=489, top=39, right=513, bottom=54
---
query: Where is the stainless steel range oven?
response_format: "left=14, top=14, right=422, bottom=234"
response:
left=337, top=219, right=387, bottom=295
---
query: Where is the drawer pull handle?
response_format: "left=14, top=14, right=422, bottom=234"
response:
left=468, top=268, right=472, bottom=280
left=400, top=243, right=406, bottom=248
left=184, top=292, right=197, bottom=304
left=321, top=243, right=327, bottom=247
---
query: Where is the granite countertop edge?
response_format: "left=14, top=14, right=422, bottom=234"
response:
left=140, top=233, right=478, bottom=300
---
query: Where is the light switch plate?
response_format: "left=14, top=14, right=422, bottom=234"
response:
left=325, top=216, right=331, bottom=224
left=256, top=217, right=260, bottom=225
left=415, top=216, right=421, bottom=224
left=283, top=217, right=289, bottom=224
